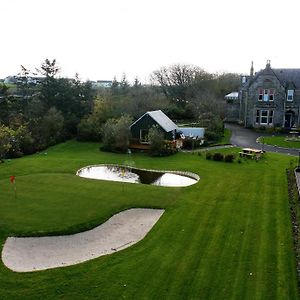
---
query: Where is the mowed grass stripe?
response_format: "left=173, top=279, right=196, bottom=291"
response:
left=275, top=174, right=298, bottom=299
left=202, top=186, right=252, bottom=299
left=162, top=193, right=224, bottom=298
left=228, top=172, right=265, bottom=300
left=134, top=186, right=220, bottom=298
left=194, top=172, right=260, bottom=299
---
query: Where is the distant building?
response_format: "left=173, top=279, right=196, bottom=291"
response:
left=129, top=110, right=204, bottom=150
left=226, top=61, right=300, bottom=128
left=91, top=80, right=113, bottom=88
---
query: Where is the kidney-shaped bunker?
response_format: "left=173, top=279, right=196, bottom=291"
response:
left=76, top=165, right=199, bottom=187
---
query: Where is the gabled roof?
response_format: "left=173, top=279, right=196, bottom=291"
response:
left=243, top=65, right=300, bottom=89
left=130, top=110, right=178, bottom=132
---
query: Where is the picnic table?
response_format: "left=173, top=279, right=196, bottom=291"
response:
left=239, top=148, right=263, bottom=159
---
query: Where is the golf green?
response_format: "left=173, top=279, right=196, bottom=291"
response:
left=0, top=141, right=298, bottom=299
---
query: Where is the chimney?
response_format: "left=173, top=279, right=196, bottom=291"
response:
left=266, top=60, right=271, bottom=68
left=250, top=61, right=254, bottom=76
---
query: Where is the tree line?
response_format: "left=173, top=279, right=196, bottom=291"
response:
left=0, top=60, right=240, bottom=159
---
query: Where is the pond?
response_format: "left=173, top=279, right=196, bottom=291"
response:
left=76, top=165, right=199, bottom=187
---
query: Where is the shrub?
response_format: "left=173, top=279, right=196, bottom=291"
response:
left=206, top=152, right=212, bottom=160
left=101, top=115, right=132, bottom=153
left=224, top=154, right=235, bottom=162
left=213, top=152, right=224, bottom=161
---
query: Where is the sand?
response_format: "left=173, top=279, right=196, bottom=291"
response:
left=1, top=208, right=164, bottom=272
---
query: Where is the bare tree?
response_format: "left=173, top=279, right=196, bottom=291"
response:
left=151, top=64, right=203, bottom=105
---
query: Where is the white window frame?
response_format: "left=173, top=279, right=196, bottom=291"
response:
left=258, top=89, right=275, bottom=102
left=255, top=110, right=274, bottom=125
left=287, top=89, right=294, bottom=102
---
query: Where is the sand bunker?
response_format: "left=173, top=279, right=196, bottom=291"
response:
left=2, top=208, right=164, bottom=272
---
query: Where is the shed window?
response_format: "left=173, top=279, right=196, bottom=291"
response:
left=140, top=129, right=149, bottom=144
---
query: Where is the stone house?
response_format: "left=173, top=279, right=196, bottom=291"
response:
left=227, top=61, right=300, bottom=128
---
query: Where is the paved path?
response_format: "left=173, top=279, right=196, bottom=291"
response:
left=226, top=123, right=299, bottom=156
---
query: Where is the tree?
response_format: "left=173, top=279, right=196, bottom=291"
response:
left=151, top=64, right=203, bottom=105
left=39, top=107, right=65, bottom=148
left=148, top=126, right=165, bottom=156
left=133, top=76, right=141, bottom=88
left=111, top=76, right=119, bottom=95
left=0, top=125, right=13, bottom=161
left=120, top=73, right=130, bottom=95
left=197, top=93, right=224, bottom=143
left=101, top=115, right=132, bottom=153
left=39, top=58, right=60, bottom=78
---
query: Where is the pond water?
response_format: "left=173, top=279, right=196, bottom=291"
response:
left=77, top=165, right=199, bottom=187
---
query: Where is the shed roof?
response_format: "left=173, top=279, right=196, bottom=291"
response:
left=178, top=127, right=205, bottom=139
left=224, top=92, right=239, bottom=99
left=130, top=110, right=178, bottom=132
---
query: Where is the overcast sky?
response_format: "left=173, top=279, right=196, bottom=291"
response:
left=1, top=0, right=300, bottom=83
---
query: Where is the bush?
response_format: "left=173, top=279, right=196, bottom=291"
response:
left=224, top=154, right=235, bottom=162
left=213, top=152, right=224, bottom=161
left=101, top=115, right=132, bottom=153
left=204, top=131, right=221, bottom=143
left=206, top=152, right=212, bottom=160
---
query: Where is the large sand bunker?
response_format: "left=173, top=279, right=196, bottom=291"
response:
left=2, top=208, right=164, bottom=272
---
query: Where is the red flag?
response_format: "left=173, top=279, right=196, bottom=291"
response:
left=10, top=176, right=15, bottom=184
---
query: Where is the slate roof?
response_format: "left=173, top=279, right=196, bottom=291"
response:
left=273, top=69, right=300, bottom=89
left=244, top=66, right=300, bottom=89
left=130, top=110, right=178, bottom=132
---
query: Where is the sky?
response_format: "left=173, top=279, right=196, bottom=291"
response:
left=1, top=0, right=300, bottom=83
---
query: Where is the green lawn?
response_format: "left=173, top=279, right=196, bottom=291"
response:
left=218, top=128, right=232, bottom=145
left=260, top=136, right=300, bottom=149
left=0, top=141, right=299, bottom=299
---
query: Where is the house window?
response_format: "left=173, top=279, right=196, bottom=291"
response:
left=258, top=89, right=263, bottom=100
left=269, top=89, right=274, bottom=101
left=287, top=89, right=294, bottom=101
left=258, top=89, right=275, bottom=101
left=140, top=129, right=149, bottom=144
left=255, top=110, right=274, bottom=125
left=263, top=90, right=269, bottom=101
left=256, top=110, right=260, bottom=123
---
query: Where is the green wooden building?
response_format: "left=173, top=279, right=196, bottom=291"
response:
left=129, top=110, right=177, bottom=150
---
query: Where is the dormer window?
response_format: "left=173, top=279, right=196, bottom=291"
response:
left=258, top=89, right=275, bottom=101
left=287, top=89, right=294, bottom=101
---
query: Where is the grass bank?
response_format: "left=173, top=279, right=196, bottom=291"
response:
left=259, top=136, right=300, bottom=149
left=0, top=141, right=298, bottom=299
